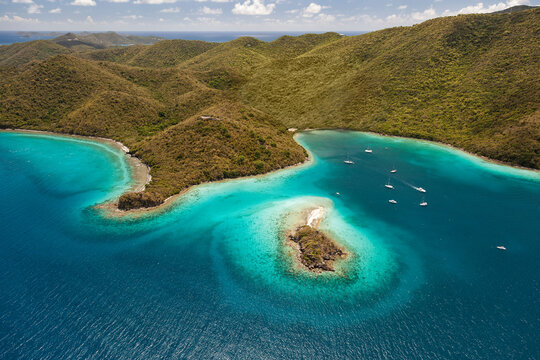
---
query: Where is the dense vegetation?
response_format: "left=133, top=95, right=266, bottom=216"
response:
left=0, top=8, right=538, bottom=209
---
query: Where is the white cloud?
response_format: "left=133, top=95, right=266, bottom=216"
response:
left=196, top=16, right=221, bottom=23
left=27, top=3, right=43, bottom=13
left=232, top=0, right=275, bottom=15
left=398, top=5, right=407, bottom=10
left=302, top=2, right=321, bottom=17
left=106, top=0, right=130, bottom=2
left=316, top=13, right=334, bottom=22
left=285, top=9, right=298, bottom=14
left=386, top=7, right=437, bottom=24
left=201, top=6, right=222, bottom=14
left=160, top=6, right=179, bottom=12
left=49, top=7, right=61, bottom=13
left=12, top=0, right=34, bottom=3
left=0, top=14, right=39, bottom=22
left=70, top=0, right=96, bottom=6
left=133, top=0, right=176, bottom=4
left=159, top=17, right=164, bottom=21
left=122, top=14, right=142, bottom=19
left=196, top=0, right=231, bottom=2
left=86, top=15, right=94, bottom=23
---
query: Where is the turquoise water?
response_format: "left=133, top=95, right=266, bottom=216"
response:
left=1, top=130, right=539, bottom=359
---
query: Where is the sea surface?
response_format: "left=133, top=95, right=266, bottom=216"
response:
left=0, top=31, right=366, bottom=46
left=0, top=130, right=539, bottom=359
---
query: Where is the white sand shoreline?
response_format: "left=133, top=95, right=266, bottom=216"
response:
left=1, top=129, right=152, bottom=196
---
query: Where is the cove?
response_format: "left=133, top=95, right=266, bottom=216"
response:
left=1, top=130, right=539, bottom=359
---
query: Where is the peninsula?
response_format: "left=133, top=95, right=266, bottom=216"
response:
left=1, top=7, right=538, bottom=211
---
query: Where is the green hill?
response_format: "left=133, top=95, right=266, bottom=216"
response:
left=241, top=9, right=540, bottom=167
left=80, top=39, right=218, bottom=68
left=0, top=40, right=71, bottom=67
left=493, top=5, right=536, bottom=14
left=1, top=8, right=538, bottom=210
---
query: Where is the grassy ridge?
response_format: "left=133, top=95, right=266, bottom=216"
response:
left=0, top=40, right=71, bottom=67
left=0, top=9, right=538, bottom=209
left=242, top=9, right=540, bottom=167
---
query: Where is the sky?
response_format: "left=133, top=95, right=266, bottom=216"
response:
left=0, top=0, right=535, bottom=31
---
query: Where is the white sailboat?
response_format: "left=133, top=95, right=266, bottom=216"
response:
left=419, top=196, right=428, bottom=206
left=388, top=199, right=397, bottom=204
left=414, top=186, right=427, bottom=193
left=365, top=147, right=373, bottom=153
left=385, top=178, right=394, bottom=189
left=496, top=246, right=506, bottom=250
left=390, top=169, right=397, bottom=173
left=344, top=153, right=354, bottom=165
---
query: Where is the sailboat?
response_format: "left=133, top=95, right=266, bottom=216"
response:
left=388, top=199, right=397, bottom=204
left=365, top=146, right=373, bottom=153
left=419, top=196, right=428, bottom=206
left=414, top=186, right=427, bottom=193
left=390, top=169, right=397, bottom=173
left=344, top=153, right=354, bottom=165
left=385, top=178, right=394, bottom=189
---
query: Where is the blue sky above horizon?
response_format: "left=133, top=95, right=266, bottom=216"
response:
left=0, top=0, right=536, bottom=31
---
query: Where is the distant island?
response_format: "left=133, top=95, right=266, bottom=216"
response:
left=16, top=31, right=164, bottom=49
left=1, top=7, right=538, bottom=211
left=16, top=31, right=64, bottom=38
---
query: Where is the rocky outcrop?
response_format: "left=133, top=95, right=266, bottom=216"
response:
left=288, top=225, right=346, bottom=272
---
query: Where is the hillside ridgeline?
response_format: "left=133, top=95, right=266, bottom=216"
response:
left=0, top=8, right=538, bottom=210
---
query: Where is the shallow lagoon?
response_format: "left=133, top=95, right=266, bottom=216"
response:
left=1, top=130, right=539, bottom=359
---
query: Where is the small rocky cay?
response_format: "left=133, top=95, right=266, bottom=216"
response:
left=287, top=207, right=347, bottom=272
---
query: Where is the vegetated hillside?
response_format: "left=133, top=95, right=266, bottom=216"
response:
left=493, top=5, right=536, bottom=14
left=80, top=40, right=219, bottom=68
left=0, top=40, right=71, bottom=67
left=0, top=9, right=538, bottom=210
left=0, top=53, right=306, bottom=209
left=242, top=8, right=540, bottom=168
left=120, top=101, right=305, bottom=209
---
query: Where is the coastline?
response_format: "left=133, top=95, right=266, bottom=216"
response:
left=1, top=128, right=151, bottom=199
left=1, top=129, right=316, bottom=219
left=3, top=127, right=538, bottom=219
left=102, top=133, right=316, bottom=218
left=298, top=128, right=540, bottom=175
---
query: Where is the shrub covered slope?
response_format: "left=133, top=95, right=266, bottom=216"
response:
left=0, top=8, right=538, bottom=209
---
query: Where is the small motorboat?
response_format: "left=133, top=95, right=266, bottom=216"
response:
left=388, top=199, right=397, bottom=204
left=496, top=246, right=506, bottom=250
left=419, top=201, right=428, bottom=206
left=414, top=186, right=427, bottom=193
left=365, top=149, right=373, bottom=153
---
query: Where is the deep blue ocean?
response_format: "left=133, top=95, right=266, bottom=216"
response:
left=0, top=130, right=539, bottom=359
left=0, top=31, right=367, bottom=46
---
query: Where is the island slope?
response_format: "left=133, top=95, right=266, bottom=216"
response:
left=0, top=8, right=538, bottom=210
